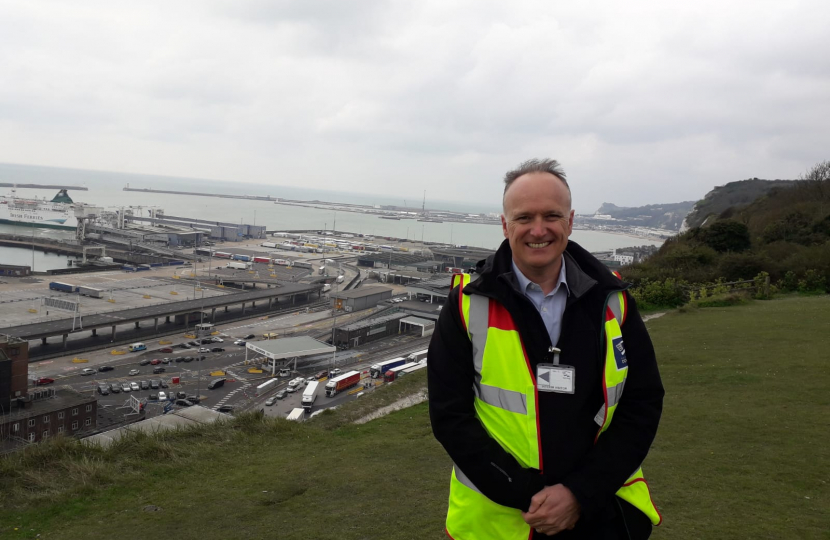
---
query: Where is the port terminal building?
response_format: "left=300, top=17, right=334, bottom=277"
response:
left=330, top=286, right=393, bottom=312
left=333, top=312, right=408, bottom=348
left=245, top=336, right=335, bottom=373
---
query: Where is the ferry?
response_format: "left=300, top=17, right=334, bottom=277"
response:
left=0, top=188, right=80, bottom=230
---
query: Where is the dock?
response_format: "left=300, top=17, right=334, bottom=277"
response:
left=0, top=183, right=88, bottom=190
left=123, top=186, right=275, bottom=201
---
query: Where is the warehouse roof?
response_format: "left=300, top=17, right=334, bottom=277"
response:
left=357, top=253, right=431, bottom=265
left=337, top=312, right=407, bottom=332
left=406, top=274, right=454, bottom=296
left=246, top=336, right=335, bottom=360
left=399, top=316, right=435, bottom=328
left=331, top=286, right=392, bottom=300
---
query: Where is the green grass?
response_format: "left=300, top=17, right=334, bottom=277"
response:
left=2, top=296, right=829, bottom=539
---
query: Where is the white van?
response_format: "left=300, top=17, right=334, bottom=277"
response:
left=129, top=342, right=147, bottom=352
left=279, top=367, right=290, bottom=377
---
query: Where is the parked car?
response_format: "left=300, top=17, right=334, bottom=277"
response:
left=179, top=343, right=192, bottom=349
left=139, top=359, right=151, bottom=366
left=188, top=341, right=200, bottom=346
left=234, top=340, right=246, bottom=346
left=275, top=390, right=287, bottom=399
left=176, top=391, right=187, bottom=399
left=217, top=405, right=234, bottom=413
left=35, top=377, right=55, bottom=385
left=265, top=397, right=276, bottom=406
left=97, top=365, right=114, bottom=372
left=183, top=356, right=194, bottom=363
left=315, top=370, right=328, bottom=379
left=150, top=359, right=161, bottom=365
left=130, top=382, right=140, bottom=391
left=175, top=399, right=194, bottom=407
left=286, top=386, right=297, bottom=393
left=110, top=385, right=121, bottom=394
left=121, top=382, right=132, bottom=392
left=263, top=332, right=279, bottom=339
left=207, top=378, right=226, bottom=390
left=81, top=368, right=96, bottom=376
left=199, top=356, right=206, bottom=361
left=158, top=391, right=167, bottom=400
left=329, top=368, right=341, bottom=377
left=213, top=337, right=224, bottom=343
left=175, top=357, right=183, bottom=363
left=140, top=380, right=150, bottom=390
left=153, top=366, right=166, bottom=374
left=149, top=392, right=158, bottom=400
left=244, top=334, right=255, bottom=339
left=211, top=347, right=225, bottom=353
left=150, top=380, right=160, bottom=389
left=97, top=385, right=109, bottom=395
left=198, top=348, right=210, bottom=353
left=159, top=347, right=173, bottom=353
left=129, top=369, right=140, bottom=376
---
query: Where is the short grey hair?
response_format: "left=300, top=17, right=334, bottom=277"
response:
left=503, top=158, right=570, bottom=199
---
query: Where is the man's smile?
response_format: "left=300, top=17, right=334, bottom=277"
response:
left=527, top=241, right=551, bottom=248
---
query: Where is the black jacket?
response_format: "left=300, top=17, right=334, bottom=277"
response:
left=428, top=240, right=664, bottom=534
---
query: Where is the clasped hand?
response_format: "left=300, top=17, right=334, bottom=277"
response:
left=521, top=484, right=580, bottom=536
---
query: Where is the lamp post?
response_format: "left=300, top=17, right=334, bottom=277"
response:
left=330, top=279, right=340, bottom=375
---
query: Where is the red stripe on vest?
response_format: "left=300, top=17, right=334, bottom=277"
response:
left=621, top=291, right=628, bottom=325
left=488, top=301, right=518, bottom=331
left=605, top=305, right=616, bottom=322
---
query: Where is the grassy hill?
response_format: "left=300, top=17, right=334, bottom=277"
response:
left=683, top=178, right=794, bottom=229
left=594, top=201, right=696, bottom=231
left=2, top=296, right=829, bottom=539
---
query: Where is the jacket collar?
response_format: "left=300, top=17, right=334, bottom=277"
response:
left=466, top=239, right=623, bottom=303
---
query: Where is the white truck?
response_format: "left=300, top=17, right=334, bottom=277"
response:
left=407, top=349, right=429, bottom=363
left=287, top=377, right=304, bottom=393
left=335, top=275, right=345, bottom=284
left=302, top=381, right=319, bottom=411
left=226, top=261, right=251, bottom=270
left=286, top=408, right=305, bottom=421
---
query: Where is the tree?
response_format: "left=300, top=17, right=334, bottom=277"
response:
left=700, top=221, right=751, bottom=253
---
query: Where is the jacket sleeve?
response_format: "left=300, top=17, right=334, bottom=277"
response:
left=561, top=293, right=664, bottom=521
left=428, top=286, right=546, bottom=511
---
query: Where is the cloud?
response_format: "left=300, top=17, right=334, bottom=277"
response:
left=0, top=0, right=828, bottom=212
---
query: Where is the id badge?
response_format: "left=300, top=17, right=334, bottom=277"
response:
left=537, top=363, right=576, bottom=394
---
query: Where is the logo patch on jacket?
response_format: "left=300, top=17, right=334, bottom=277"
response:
left=612, top=337, right=627, bottom=370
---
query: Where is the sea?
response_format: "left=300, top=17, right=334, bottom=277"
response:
left=0, top=162, right=662, bottom=270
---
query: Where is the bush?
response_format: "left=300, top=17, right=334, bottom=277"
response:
left=699, top=221, right=752, bottom=253
left=630, top=278, right=689, bottom=310
left=716, top=252, right=771, bottom=282
left=798, top=269, right=827, bottom=294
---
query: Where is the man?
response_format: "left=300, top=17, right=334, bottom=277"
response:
left=428, top=159, right=664, bottom=539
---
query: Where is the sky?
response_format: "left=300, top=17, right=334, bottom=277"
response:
left=0, top=1, right=828, bottom=214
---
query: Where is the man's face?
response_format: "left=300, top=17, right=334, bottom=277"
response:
left=501, top=172, right=574, bottom=276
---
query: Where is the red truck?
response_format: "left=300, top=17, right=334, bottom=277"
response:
left=324, top=370, right=360, bottom=397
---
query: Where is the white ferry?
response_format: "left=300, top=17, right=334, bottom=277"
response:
left=0, top=188, right=80, bottom=230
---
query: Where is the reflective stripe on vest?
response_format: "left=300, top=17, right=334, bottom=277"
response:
left=445, top=276, right=661, bottom=537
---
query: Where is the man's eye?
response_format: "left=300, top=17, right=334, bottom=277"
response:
left=515, top=216, right=530, bottom=222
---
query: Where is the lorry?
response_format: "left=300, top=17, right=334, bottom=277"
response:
left=325, top=370, right=360, bottom=397
left=78, top=286, right=103, bottom=298
left=129, top=342, right=147, bottom=352
left=407, top=349, right=429, bottom=363
left=370, top=357, right=407, bottom=379
left=286, top=408, right=305, bottom=421
left=214, top=251, right=232, bottom=259
left=48, top=281, right=77, bottom=293
left=287, top=377, right=304, bottom=392
left=261, top=242, right=277, bottom=248
left=384, top=362, right=418, bottom=382
left=226, top=261, right=251, bottom=270
left=232, top=254, right=251, bottom=262
left=302, top=381, right=319, bottom=411
left=253, top=256, right=271, bottom=264
left=400, top=363, right=427, bottom=376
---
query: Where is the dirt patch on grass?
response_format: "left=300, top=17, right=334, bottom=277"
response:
left=354, top=389, right=428, bottom=425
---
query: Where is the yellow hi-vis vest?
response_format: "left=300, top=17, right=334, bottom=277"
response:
left=444, top=273, right=661, bottom=540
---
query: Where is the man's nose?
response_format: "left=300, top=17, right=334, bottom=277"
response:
left=530, top=216, right=546, bottom=237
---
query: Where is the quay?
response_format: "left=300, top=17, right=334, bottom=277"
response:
left=0, top=183, right=88, bottom=190
left=123, top=185, right=274, bottom=201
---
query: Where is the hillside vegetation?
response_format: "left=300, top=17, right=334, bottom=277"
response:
left=624, top=161, right=830, bottom=309
left=682, top=178, right=794, bottom=229
left=593, top=201, right=696, bottom=231
left=2, top=296, right=829, bottom=539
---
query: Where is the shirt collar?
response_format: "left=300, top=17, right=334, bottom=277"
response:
left=511, top=257, right=570, bottom=297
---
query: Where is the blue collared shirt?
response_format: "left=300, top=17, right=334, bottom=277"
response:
left=512, top=257, right=570, bottom=346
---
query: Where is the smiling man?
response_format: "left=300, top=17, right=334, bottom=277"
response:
left=428, top=159, right=664, bottom=539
